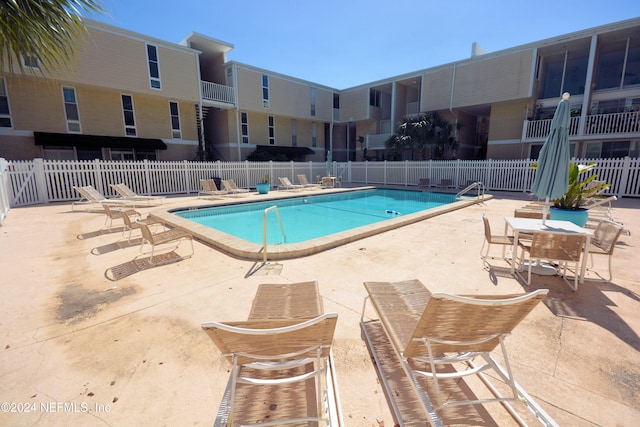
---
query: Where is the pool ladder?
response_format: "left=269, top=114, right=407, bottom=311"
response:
left=456, top=181, right=486, bottom=201
left=262, top=206, right=286, bottom=263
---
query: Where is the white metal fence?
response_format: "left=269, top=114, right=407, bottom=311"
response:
left=1, top=157, right=638, bottom=224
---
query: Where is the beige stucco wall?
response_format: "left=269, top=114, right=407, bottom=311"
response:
left=487, top=142, right=528, bottom=159
left=6, top=75, right=197, bottom=141
left=422, top=68, right=454, bottom=111
left=5, top=76, right=67, bottom=133
left=339, top=87, right=369, bottom=122
left=453, top=51, right=533, bottom=106
left=235, top=67, right=263, bottom=111
left=488, top=101, right=530, bottom=141
left=48, top=22, right=201, bottom=102
left=235, top=66, right=332, bottom=122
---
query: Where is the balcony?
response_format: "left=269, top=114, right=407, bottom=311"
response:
left=201, top=81, right=235, bottom=107
left=523, top=111, right=640, bottom=141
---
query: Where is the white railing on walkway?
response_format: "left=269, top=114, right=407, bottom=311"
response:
left=201, top=81, right=235, bottom=105
left=524, top=117, right=581, bottom=139
left=524, top=111, right=640, bottom=140
left=1, top=157, right=639, bottom=210
left=584, top=111, right=640, bottom=135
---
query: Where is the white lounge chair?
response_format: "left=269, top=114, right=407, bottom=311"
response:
left=102, top=204, right=140, bottom=228
left=360, top=279, right=556, bottom=426
left=221, top=179, right=250, bottom=195
left=198, top=179, right=227, bottom=198
left=278, top=176, right=304, bottom=191
left=202, top=313, right=342, bottom=426
left=297, top=174, right=322, bottom=188
left=110, top=183, right=165, bottom=205
left=72, top=185, right=135, bottom=211
left=136, top=219, right=194, bottom=265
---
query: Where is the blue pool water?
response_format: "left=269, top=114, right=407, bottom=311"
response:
left=175, top=189, right=456, bottom=245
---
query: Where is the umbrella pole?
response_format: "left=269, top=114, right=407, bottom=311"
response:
left=542, top=197, right=549, bottom=225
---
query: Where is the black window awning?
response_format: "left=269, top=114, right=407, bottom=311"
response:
left=256, top=145, right=315, bottom=156
left=34, top=132, right=167, bottom=150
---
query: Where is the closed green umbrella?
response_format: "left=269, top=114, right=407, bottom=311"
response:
left=531, top=92, right=571, bottom=224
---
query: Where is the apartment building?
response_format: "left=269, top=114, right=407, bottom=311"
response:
left=0, top=20, right=208, bottom=161
left=1, top=17, right=639, bottom=162
left=338, top=17, right=640, bottom=162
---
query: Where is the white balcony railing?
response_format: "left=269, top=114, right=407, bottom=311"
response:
left=523, top=111, right=640, bottom=141
left=584, top=111, right=640, bottom=135
left=524, top=116, right=581, bottom=139
left=201, top=81, right=235, bottom=105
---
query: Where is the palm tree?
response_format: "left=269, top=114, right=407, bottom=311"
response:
left=0, top=0, right=105, bottom=75
left=386, top=112, right=462, bottom=160
left=420, top=111, right=462, bottom=159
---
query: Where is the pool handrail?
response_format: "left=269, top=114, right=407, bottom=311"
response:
left=262, top=205, right=286, bottom=263
left=456, top=181, right=485, bottom=201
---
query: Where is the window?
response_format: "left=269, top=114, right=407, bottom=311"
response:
left=110, top=149, right=135, bottom=161
left=22, top=55, right=39, bottom=69
left=268, top=116, right=275, bottom=145
left=592, top=99, right=625, bottom=114
left=0, top=78, right=12, bottom=128
left=62, top=87, right=81, bottom=133
left=585, top=140, right=639, bottom=158
left=262, top=74, right=270, bottom=108
left=624, top=38, right=640, bottom=87
left=291, top=119, right=297, bottom=146
left=310, top=87, right=316, bottom=116
left=369, top=89, right=381, bottom=107
left=539, top=49, right=588, bottom=99
left=241, top=112, right=249, bottom=143
left=135, top=150, right=157, bottom=161
left=333, top=93, right=340, bottom=109
left=121, top=95, right=137, bottom=136
left=77, top=148, right=103, bottom=161
left=563, top=50, right=589, bottom=95
left=110, top=149, right=157, bottom=161
left=42, top=146, right=75, bottom=161
left=169, top=101, right=181, bottom=138
left=596, top=36, right=640, bottom=90
left=147, top=44, right=161, bottom=89
left=312, top=122, right=317, bottom=147
left=596, top=41, right=626, bottom=90
left=531, top=143, right=576, bottom=159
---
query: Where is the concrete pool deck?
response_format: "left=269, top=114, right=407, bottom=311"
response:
left=0, top=188, right=638, bottom=426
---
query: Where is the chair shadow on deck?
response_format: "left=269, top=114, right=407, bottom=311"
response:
left=104, top=251, right=184, bottom=281
left=526, top=279, right=640, bottom=353
left=77, top=226, right=127, bottom=240
left=91, top=237, right=143, bottom=255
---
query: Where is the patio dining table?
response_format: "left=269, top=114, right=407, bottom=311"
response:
left=504, top=217, right=593, bottom=284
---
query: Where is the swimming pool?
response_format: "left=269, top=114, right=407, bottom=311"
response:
left=175, top=189, right=457, bottom=245
left=150, top=187, right=488, bottom=261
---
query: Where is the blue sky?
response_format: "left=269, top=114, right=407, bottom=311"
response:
left=90, top=0, right=639, bottom=89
